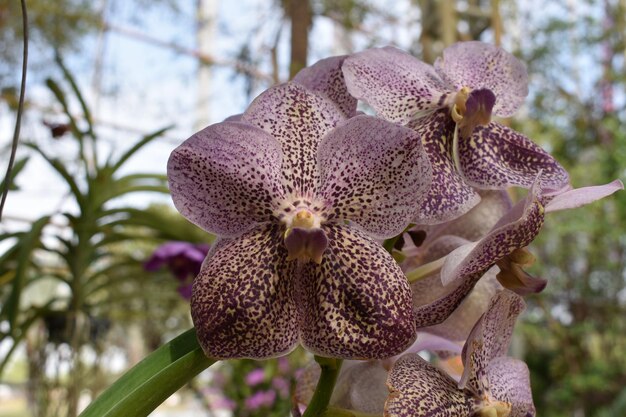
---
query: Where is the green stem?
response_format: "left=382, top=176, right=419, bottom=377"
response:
left=302, top=356, right=343, bottom=417
left=405, top=256, right=446, bottom=283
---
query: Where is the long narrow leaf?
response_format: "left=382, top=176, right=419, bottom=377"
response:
left=111, top=126, right=173, bottom=174
left=55, top=53, right=94, bottom=137
left=79, top=328, right=215, bottom=417
left=25, top=143, right=85, bottom=210
left=1, top=216, right=50, bottom=330
left=0, top=157, right=29, bottom=192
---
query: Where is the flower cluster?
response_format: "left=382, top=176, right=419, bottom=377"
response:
left=167, top=42, right=623, bottom=415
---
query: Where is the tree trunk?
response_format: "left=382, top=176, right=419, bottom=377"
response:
left=288, top=0, right=312, bottom=79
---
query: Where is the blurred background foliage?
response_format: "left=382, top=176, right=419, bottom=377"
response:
left=1, top=0, right=625, bottom=416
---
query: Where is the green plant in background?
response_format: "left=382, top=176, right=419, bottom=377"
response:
left=508, top=2, right=626, bottom=414
left=0, top=57, right=213, bottom=417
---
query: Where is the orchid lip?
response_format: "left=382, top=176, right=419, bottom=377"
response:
left=449, top=87, right=496, bottom=132
left=280, top=203, right=328, bottom=263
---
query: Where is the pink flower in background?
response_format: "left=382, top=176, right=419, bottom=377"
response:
left=245, top=368, right=266, bottom=386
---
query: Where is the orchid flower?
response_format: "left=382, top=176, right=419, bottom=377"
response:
left=387, top=290, right=535, bottom=417
left=294, top=334, right=462, bottom=415
left=409, top=179, right=622, bottom=334
left=343, top=42, right=569, bottom=224
left=403, top=191, right=511, bottom=342
left=168, top=66, right=432, bottom=359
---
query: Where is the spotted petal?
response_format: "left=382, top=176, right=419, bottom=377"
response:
left=318, top=115, right=431, bottom=238
left=440, top=185, right=545, bottom=286
left=459, top=290, right=526, bottom=394
left=435, top=41, right=528, bottom=117
left=457, top=122, right=569, bottom=191
left=168, top=122, right=285, bottom=238
left=386, top=354, right=474, bottom=417
left=295, top=224, right=416, bottom=359
left=412, top=110, right=480, bottom=224
left=191, top=223, right=298, bottom=359
left=293, top=55, right=357, bottom=118
left=343, top=46, right=449, bottom=125
left=242, top=82, right=345, bottom=196
left=415, top=190, right=512, bottom=245
left=487, top=357, right=536, bottom=417
left=412, top=189, right=542, bottom=329
left=413, top=266, right=503, bottom=342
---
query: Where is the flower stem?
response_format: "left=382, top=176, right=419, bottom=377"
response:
left=405, top=257, right=446, bottom=283
left=322, top=406, right=382, bottom=417
left=302, top=356, right=343, bottom=417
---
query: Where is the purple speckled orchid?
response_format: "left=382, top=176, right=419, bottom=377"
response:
left=386, top=290, right=535, bottom=417
left=144, top=241, right=210, bottom=300
left=295, top=335, right=467, bottom=415
left=168, top=62, right=432, bottom=359
left=405, top=190, right=511, bottom=342
left=408, top=179, right=623, bottom=334
left=343, top=42, right=569, bottom=224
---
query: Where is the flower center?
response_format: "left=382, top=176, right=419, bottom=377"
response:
left=282, top=206, right=328, bottom=264
left=450, top=86, right=496, bottom=137
left=476, top=400, right=512, bottom=417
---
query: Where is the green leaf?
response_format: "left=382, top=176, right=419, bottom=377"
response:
left=55, top=53, right=95, bottom=138
left=91, top=173, right=168, bottom=208
left=0, top=157, right=29, bottom=191
left=111, top=126, right=173, bottom=174
left=25, top=143, right=86, bottom=210
left=79, top=328, right=216, bottom=417
left=1, top=216, right=50, bottom=330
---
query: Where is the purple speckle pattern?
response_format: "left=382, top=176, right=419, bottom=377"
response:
left=293, top=55, right=357, bottom=118
left=176, top=82, right=422, bottom=360
left=487, top=357, right=536, bottom=417
left=410, top=110, right=480, bottom=224
left=343, top=46, right=449, bottom=125
left=413, top=268, right=502, bottom=342
left=452, top=188, right=545, bottom=281
left=318, top=115, right=432, bottom=239
left=388, top=291, right=535, bottom=417
left=460, top=290, right=526, bottom=393
left=168, top=122, right=284, bottom=238
left=434, top=41, right=528, bottom=117
left=243, top=83, right=344, bottom=196
left=191, top=223, right=299, bottom=359
left=386, top=354, right=474, bottom=417
left=296, top=224, right=416, bottom=359
left=458, top=122, right=570, bottom=190
left=413, top=190, right=544, bottom=329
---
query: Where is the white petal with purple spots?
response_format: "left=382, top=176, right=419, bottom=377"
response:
left=168, top=121, right=285, bottom=238
left=343, top=46, right=449, bottom=125
left=435, top=41, right=528, bottom=117
left=295, top=224, right=416, bottom=359
left=318, top=115, right=431, bottom=238
left=243, top=82, right=345, bottom=196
